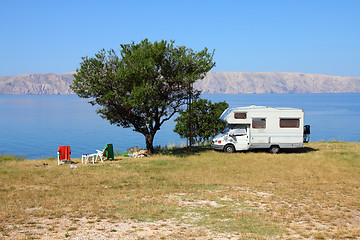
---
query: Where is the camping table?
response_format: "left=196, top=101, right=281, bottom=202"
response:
left=82, top=153, right=97, bottom=164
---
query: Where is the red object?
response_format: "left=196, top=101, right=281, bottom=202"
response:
left=58, top=146, right=71, bottom=160
left=103, top=146, right=108, bottom=157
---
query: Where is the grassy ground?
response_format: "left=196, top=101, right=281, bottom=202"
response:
left=0, top=142, right=359, bottom=239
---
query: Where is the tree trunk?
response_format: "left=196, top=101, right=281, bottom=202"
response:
left=145, top=133, right=155, bottom=155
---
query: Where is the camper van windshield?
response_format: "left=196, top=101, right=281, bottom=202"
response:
left=221, top=125, right=247, bottom=134
left=221, top=125, right=233, bottom=134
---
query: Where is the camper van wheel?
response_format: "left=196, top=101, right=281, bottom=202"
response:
left=269, top=145, right=280, bottom=154
left=224, top=144, right=235, bottom=153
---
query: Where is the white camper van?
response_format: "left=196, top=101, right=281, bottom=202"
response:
left=211, top=106, right=310, bottom=153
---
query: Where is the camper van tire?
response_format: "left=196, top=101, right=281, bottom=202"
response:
left=224, top=144, right=235, bottom=153
left=269, top=145, right=280, bottom=154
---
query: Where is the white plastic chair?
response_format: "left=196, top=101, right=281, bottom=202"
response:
left=95, top=149, right=105, bottom=163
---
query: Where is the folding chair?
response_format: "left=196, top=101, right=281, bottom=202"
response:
left=57, top=146, right=71, bottom=165
left=103, top=143, right=114, bottom=160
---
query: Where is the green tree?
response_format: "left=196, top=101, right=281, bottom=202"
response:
left=174, top=99, right=228, bottom=146
left=71, top=39, right=215, bottom=154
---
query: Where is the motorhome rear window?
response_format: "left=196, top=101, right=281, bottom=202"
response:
left=280, top=118, right=300, bottom=128
left=234, top=112, right=247, bottom=119
left=252, top=118, right=266, bottom=129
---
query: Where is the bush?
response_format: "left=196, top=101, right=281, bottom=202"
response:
left=174, top=99, right=228, bottom=146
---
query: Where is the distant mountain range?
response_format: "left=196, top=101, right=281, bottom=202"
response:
left=1, top=71, right=359, bottom=95
left=195, top=72, right=360, bottom=94
left=0, top=72, right=75, bottom=95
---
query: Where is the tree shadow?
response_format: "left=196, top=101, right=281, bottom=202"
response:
left=155, top=145, right=318, bottom=157
left=156, top=145, right=212, bottom=157
left=284, top=146, right=318, bottom=154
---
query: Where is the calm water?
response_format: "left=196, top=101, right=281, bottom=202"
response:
left=0, top=93, right=359, bottom=159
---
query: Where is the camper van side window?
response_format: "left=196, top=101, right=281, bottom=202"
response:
left=252, top=118, right=266, bottom=129
left=234, top=112, right=247, bottom=119
left=280, top=118, right=300, bottom=128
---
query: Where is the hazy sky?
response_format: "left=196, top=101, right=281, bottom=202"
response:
left=1, top=0, right=359, bottom=76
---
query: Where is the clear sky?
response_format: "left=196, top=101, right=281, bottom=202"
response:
left=1, top=0, right=359, bottom=77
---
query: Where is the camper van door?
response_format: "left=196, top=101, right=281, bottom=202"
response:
left=229, top=126, right=249, bottom=151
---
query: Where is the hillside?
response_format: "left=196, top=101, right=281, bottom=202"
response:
left=195, top=72, right=360, bottom=94
left=1, top=71, right=360, bottom=94
left=0, top=72, right=75, bottom=94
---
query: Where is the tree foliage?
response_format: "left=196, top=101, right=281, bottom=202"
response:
left=71, top=39, right=215, bottom=154
left=174, top=99, right=228, bottom=146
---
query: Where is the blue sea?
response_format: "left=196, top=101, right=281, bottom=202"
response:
left=0, top=93, right=359, bottom=159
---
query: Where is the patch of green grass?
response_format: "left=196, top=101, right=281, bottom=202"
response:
left=0, top=154, right=24, bottom=163
left=195, top=208, right=280, bottom=236
left=150, top=160, right=169, bottom=166
left=192, top=184, right=220, bottom=191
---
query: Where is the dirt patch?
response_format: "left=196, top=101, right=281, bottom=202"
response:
left=1, top=216, right=243, bottom=239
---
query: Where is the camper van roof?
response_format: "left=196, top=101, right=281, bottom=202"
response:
left=230, top=106, right=300, bottom=111
left=234, top=105, right=299, bottom=110
left=220, top=105, right=302, bottom=121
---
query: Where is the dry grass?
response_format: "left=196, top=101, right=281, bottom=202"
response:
left=0, top=142, right=359, bottom=239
